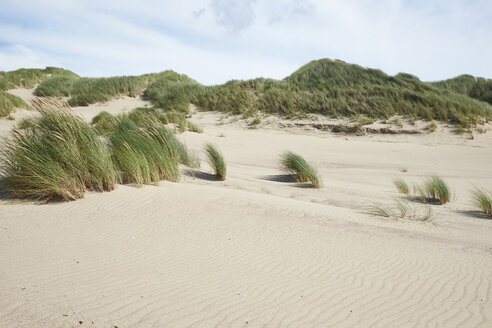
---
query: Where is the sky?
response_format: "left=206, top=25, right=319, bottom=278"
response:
left=0, top=0, right=491, bottom=85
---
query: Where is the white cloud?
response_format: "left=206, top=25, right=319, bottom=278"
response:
left=0, top=0, right=491, bottom=84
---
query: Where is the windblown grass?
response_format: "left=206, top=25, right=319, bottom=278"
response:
left=368, top=199, right=433, bottom=221
left=0, top=92, right=30, bottom=117
left=471, top=188, right=492, bottom=217
left=393, top=178, right=410, bottom=194
left=412, top=176, right=451, bottom=204
left=0, top=98, right=117, bottom=202
left=204, top=144, right=226, bottom=180
left=109, top=119, right=181, bottom=184
left=280, top=151, right=322, bottom=188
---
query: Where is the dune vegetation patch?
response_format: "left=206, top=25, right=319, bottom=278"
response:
left=280, top=151, right=322, bottom=188
left=0, top=92, right=30, bottom=117
left=91, top=107, right=202, bottom=135
left=0, top=98, right=117, bottom=202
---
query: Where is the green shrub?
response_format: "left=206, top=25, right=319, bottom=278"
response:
left=393, top=178, right=410, bottom=194
left=0, top=98, right=117, bottom=201
left=280, top=151, right=322, bottom=188
left=204, top=144, right=226, bottom=180
left=471, top=188, right=492, bottom=216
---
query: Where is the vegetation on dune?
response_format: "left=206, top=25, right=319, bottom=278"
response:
left=158, top=59, right=492, bottom=128
left=280, top=151, right=322, bottom=188
left=0, top=98, right=117, bottom=202
left=204, top=144, right=226, bottom=180
left=0, top=67, right=72, bottom=91
left=8, top=59, right=489, bottom=128
left=471, top=188, right=492, bottom=217
left=34, top=71, right=80, bottom=97
left=91, top=107, right=202, bottom=135
left=0, top=92, right=30, bottom=117
left=143, top=71, right=202, bottom=112
left=432, top=75, right=492, bottom=105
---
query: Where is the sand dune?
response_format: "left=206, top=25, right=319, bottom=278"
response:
left=1, top=94, right=492, bottom=327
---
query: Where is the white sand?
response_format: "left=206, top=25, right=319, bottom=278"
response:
left=1, top=92, right=491, bottom=327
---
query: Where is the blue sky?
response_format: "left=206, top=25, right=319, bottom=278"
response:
left=0, top=0, right=491, bottom=85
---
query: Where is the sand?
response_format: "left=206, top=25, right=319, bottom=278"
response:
left=1, top=91, right=491, bottom=327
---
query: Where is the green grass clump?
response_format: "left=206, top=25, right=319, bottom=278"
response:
left=413, top=176, right=451, bottom=204
left=109, top=119, right=180, bottom=184
left=109, top=118, right=198, bottom=185
left=393, top=178, right=410, bottom=194
left=0, top=98, right=117, bottom=201
left=471, top=188, right=492, bottom=216
left=144, top=72, right=203, bottom=112
left=0, top=92, right=30, bottom=117
left=35, top=71, right=80, bottom=97
left=280, top=151, right=322, bottom=188
left=204, top=144, right=226, bottom=180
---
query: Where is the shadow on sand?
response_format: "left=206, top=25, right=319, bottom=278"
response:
left=184, top=169, right=221, bottom=181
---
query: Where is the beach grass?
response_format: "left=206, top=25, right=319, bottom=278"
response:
left=412, top=176, right=451, bottom=204
left=204, top=144, right=226, bottom=180
left=109, top=119, right=180, bottom=184
left=0, top=92, right=30, bottom=117
left=393, top=178, right=410, bottom=194
left=0, top=98, right=117, bottom=202
left=280, top=151, right=322, bottom=188
left=471, top=188, right=492, bottom=216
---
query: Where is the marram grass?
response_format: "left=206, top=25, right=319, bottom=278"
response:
left=368, top=199, right=433, bottom=221
left=412, top=176, right=451, bottom=205
left=0, top=98, right=117, bottom=202
left=205, top=143, right=226, bottom=180
left=280, top=151, right=322, bottom=188
left=110, top=119, right=181, bottom=185
left=393, top=178, right=410, bottom=194
left=471, top=188, right=492, bottom=216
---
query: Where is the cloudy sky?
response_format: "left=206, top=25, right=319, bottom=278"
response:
left=0, top=0, right=491, bottom=85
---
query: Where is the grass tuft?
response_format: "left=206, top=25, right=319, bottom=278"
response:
left=393, top=178, right=410, bottom=194
left=412, top=176, right=451, bottom=205
left=204, top=144, right=226, bottom=180
left=471, top=188, right=492, bottom=216
left=280, top=151, right=322, bottom=188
